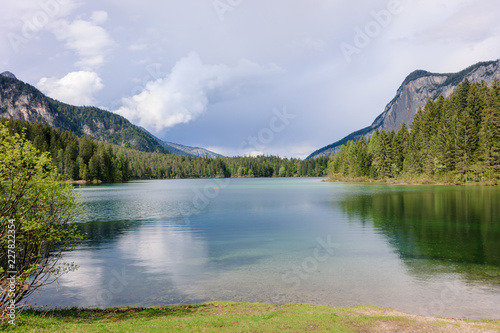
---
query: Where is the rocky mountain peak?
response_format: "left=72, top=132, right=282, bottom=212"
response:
left=1, top=71, right=17, bottom=79
left=307, top=59, right=500, bottom=159
left=401, top=70, right=435, bottom=86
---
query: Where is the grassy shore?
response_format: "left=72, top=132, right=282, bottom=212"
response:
left=4, top=302, right=500, bottom=332
left=327, top=174, right=500, bottom=186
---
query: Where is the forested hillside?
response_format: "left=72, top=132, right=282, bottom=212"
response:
left=1, top=119, right=328, bottom=181
left=0, top=75, right=168, bottom=153
left=328, top=79, right=500, bottom=185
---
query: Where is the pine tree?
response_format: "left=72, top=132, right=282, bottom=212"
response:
left=456, top=108, right=478, bottom=178
left=478, top=79, right=500, bottom=177
left=455, top=79, right=471, bottom=114
left=372, top=130, right=392, bottom=178
left=354, top=137, right=370, bottom=177
left=392, top=123, right=408, bottom=176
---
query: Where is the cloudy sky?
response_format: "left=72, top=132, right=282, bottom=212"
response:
left=2, top=0, right=500, bottom=158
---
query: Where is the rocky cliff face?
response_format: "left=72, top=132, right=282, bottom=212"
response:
left=307, top=59, right=500, bottom=159
left=0, top=86, right=57, bottom=126
left=0, top=73, right=58, bottom=126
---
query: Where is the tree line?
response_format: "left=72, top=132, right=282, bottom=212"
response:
left=0, top=119, right=328, bottom=181
left=328, top=79, right=500, bottom=184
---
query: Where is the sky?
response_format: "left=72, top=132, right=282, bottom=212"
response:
left=1, top=0, right=500, bottom=158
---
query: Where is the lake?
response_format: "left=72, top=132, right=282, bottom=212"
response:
left=31, top=178, right=500, bottom=319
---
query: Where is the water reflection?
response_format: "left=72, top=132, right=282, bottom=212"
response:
left=30, top=180, right=500, bottom=318
left=32, top=220, right=210, bottom=308
left=336, top=185, right=500, bottom=284
left=76, top=181, right=202, bottom=223
left=77, top=220, right=142, bottom=247
left=117, top=223, right=208, bottom=280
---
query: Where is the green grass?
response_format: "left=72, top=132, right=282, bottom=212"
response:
left=3, top=302, right=500, bottom=332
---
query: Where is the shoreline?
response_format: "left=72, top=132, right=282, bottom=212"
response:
left=63, top=179, right=102, bottom=185
left=63, top=176, right=328, bottom=185
left=326, top=176, right=500, bottom=187
left=8, top=302, right=500, bottom=332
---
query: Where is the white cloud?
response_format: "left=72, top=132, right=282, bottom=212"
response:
left=292, top=35, right=326, bottom=52
left=50, top=11, right=114, bottom=70
left=0, top=0, right=81, bottom=54
left=128, top=43, right=147, bottom=51
left=245, top=151, right=264, bottom=157
left=37, top=71, right=104, bottom=106
left=115, top=52, right=281, bottom=132
left=0, top=0, right=81, bottom=28
left=421, top=1, right=500, bottom=44
left=90, top=10, right=108, bottom=24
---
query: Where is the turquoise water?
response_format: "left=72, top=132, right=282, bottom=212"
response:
left=31, top=178, right=500, bottom=318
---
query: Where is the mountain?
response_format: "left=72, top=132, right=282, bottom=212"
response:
left=307, top=59, right=500, bottom=159
left=1, top=71, right=17, bottom=79
left=0, top=73, right=221, bottom=158
left=158, top=141, right=222, bottom=158
left=139, top=127, right=223, bottom=158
